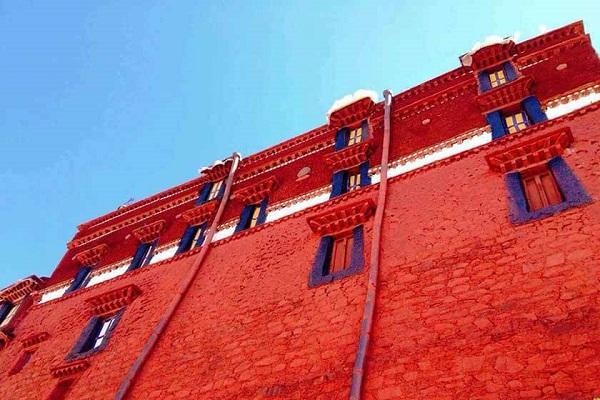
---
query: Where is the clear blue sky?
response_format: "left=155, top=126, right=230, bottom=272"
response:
left=1, top=1, right=598, bottom=288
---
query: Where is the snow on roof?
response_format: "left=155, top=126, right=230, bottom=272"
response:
left=326, top=89, right=379, bottom=121
left=460, top=32, right=521, bottom=66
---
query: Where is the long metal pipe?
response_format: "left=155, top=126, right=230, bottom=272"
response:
left=115, top=152, right=242, bottom=400
left=349, top=90, right=393, bottom=399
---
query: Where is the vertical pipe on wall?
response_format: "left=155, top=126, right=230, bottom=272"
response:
left=115, top=153, right=242, bottom=400
left=349, top=90, right=393, bottom=400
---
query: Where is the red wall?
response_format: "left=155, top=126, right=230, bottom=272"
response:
left=1, top=106, right=595, bottom=399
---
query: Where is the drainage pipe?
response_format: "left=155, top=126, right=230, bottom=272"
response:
left=115, top=152, right=242, bottom=400
left=349, top=90, right=393, bottom=400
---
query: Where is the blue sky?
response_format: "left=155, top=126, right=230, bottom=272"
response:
left=0, top=0, right=598, bottom=288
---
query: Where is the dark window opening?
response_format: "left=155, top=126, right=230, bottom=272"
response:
left=68, top=310, right=124, bottom=360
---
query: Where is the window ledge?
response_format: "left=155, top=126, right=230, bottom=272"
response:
left=86, top=284, right=140, bottom=316
left=50, top=360, right=90, bottom=379
left=178, top=199, right=218, bottom=226
left=477, top=76, right=533, bottom=112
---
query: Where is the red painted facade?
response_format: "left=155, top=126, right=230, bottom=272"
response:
left=1, top=21, right=599, bottom=399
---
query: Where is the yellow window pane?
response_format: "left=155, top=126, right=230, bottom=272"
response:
left=515, top=113, right=524, bottom=123
left=497, top=70, right=505, bottom=79
left=249, top=206, right=261, bottom=228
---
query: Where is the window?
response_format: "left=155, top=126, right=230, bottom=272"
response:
left=248, top=205, right=261, bottom=229
left=128, top=241, right=156, bottom=271
left=327, top=233, right=354, bottom=275
left=235, top=200, right=268, bottom=232
left=505, top=157, right=591, bottom=224
left=9, top=351, right=33, bottom=375
left=504, top=112, right=528, bottom=134
left=309, top=226, right=365, bottom=287
left=65, top=267, right=92, bottom=294
left=68, top=311, right=123, bottom=359
left=347, top=126, right=363, bottom=146
left=87, top=315, right=118, bottom=351
left=207, top=180, right=223, bottom=201
left=521, top=165, right=563, bottom=211
left=347, top=170, right=362, bottom=192
left=489, top=69, right=506, bottom=88
left=191, top=225, right=205, bottom=245
left=47, top=379, right=75, bottom=400
left=176, top=223, right=206, bottom=254
left=0, top=302, right=15, bottom=327
left=0, top=302, right=17, bottom=328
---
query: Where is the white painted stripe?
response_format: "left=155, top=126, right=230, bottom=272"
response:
left=545, top=90, right=600, bottom=119
left=85, top=262, right=129, bottom=288
left=148, top=245, right=178, bottom=265
left=39, top=285, right=69, bottom=304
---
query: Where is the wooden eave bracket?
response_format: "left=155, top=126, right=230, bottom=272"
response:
left=476, top=76, right=534, bottom=112
left=201, top=159, right=233, bottom=181
left=468, top=41, right=517, bottom=71
left=0, top=276, right=42, bottom=304
left=86, top=284, right=140, bottom=316
left=325, top=141, right=374, bottom=172
left=233, top=176, right=279, bottom=205
left=179, top=199, right=218, bottom=226
left=131, top=220, right=166, bottom=243
left=72, top=244, right=109, bottom=266
left=50, top=360, right=90, bottom=379
left=307, top=198, right=376, bottom=236
left=485, top=127, right=574, bottom=173
left=67, top=192, right=196, bottom=250
left=21, top=332, right=50, bottom=349
left=328, top=97, right=375, bottom=129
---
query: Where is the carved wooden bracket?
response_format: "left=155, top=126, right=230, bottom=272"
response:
left=0, top=276, right=42, bottom=304
left=485, top=127, right=574, bottom=173
left=131, top=220, right=166, bottom=243
left=0, top=330, right=12, bottom=350
left=307, top=198, right=375, bottom=236
left=477, top=76, right=533, bottom=112
left=72, top=244, right=109, bottom=267
left=21, top=332, right=50, bottom=349
left=463, top=41, right=516, bottom=71
left=86, top=284, right=140, bottom=316
left=67, top=192, right=196, bottom=250
left=179, top=199, right=218, bottom=226
left=200, top=159, right=233, bottom=181
left=328, top=97, right=375, bottom=129
left=233, top=176, right=279, bottom=205
left=325, top=141, right=373, bottom=172
left=50, top=360, right=90, bottom=379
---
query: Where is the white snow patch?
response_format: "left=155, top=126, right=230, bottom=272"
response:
left=327, top=89, right=378, bottom=120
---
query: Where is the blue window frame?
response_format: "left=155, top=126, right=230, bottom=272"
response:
left=0, top=301, right=14, bottom=326
left=197, top=180, right=225, bottom=205
left=505, top=157, right=591, bottom=224
left=67, top=309, right=124, bottom=360
left=308, top=225, right=365, bottom=287
left=176, top=222, right=207, bottom=254
left=127, top=240, right=157, bottom=272
left=64, top=266, right=92, bottom=294
left=330, top=162, right=371, bottom=198
left=235, top=198, right=269, bottom=233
